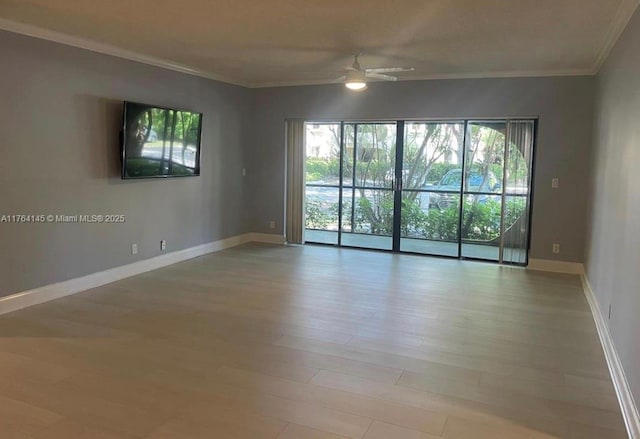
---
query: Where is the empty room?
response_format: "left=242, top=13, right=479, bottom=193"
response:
left=0, top=1, right=639, bottom=438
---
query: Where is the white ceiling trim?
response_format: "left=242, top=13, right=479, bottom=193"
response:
left=593, top=0, right=640, bottom=72
left=0, top=17, right=250, bottom=87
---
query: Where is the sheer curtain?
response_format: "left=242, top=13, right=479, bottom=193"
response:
left=502, top=120, right=535, bottom=264
left=285, top=119, right=306, bottom=244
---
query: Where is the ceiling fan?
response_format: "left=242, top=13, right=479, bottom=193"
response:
left=334, top=54, right=415, bottom=91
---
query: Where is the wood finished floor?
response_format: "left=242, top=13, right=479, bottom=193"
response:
left=0, top=243, right=627, bottom=438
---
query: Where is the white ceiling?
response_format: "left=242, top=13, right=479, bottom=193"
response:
left=1, top=0, right=639, bottom=87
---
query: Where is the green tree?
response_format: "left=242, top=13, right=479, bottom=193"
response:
left=305, top=123, right=528, bottom=242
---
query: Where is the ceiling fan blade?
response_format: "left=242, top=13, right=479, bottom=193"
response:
left=332, top=76, right=347, bottom=83
left=366, top=72, right=398, bottom=81
left=366, top=67, right=415, bottom=73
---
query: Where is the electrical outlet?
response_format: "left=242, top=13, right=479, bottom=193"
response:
left=131, top=243, right=138, bottom=255
left=552, top=243, right=560, bottom=254
left=160, top=240, right=166, bottom=251
left=269, top=220, right=275, bottom=229
left=552, top=178, right=559, bottom=189
left=242, top=168, right=246, bottom=177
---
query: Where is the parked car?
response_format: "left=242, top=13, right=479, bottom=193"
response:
left=146, top=128, right=158, bottom=142
left=428, top=169, right=501, bottom=209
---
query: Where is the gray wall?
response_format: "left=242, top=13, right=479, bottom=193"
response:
left=250, top=76, right=595, bottom=261
left=0, top=29, right=601, bottom=301
left=585, top=8, right=640, bottom=404
left=0, top=31, right=252, bottom=297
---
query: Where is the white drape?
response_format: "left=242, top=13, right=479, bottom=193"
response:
left=502, top=120, right=535, bottom=264
left=285, top=119, right=305, bottom=244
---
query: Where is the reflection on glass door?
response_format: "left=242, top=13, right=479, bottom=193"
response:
left=459, top=121, right=535, bottom=263
left=303, top=119, right=535, bottom=266
left=460, top=122, right=506, bottom=261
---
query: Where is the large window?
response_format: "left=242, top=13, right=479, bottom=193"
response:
left=304, top=120, right=535, bottom=265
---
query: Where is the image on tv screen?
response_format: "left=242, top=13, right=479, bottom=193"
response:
left=122, top=102, right=202, bottom=179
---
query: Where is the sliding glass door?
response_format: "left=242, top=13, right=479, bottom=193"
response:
left=340, top=123, right=397, bottom=250
left=399, top=122, right=465, bottom=257
left=304, top=119, right=535, bottom=265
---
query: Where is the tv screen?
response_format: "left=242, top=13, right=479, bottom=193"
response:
left=121, top=102, right=202, bottom=179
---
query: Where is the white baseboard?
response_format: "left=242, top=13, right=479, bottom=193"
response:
left=249, top=233, right=286, bottom=245
left=527, top=258, right=585, bottom=274
left=0, top=232, right=285, bottom=316
left=522, top=256, right=639, bottom=436
left=581, top=274, right=640, bottom=439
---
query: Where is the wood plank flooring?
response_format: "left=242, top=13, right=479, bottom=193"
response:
left=0, top=243, right=627, bottom=438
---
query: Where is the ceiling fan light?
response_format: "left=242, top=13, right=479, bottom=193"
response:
left=345, top=69, right=367, bottom=90
left=345, top=81, right=367, bottom=91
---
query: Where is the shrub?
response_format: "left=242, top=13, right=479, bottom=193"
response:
left=306, top=158, right=341, bottom=182
left=305, top=191, right=526, bottom=242
left=305, top=159, right=329, bottom=182
left=305, top=198, right=332, bottom=229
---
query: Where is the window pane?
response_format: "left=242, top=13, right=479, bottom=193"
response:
left=400, top=191, right=460, bottom=257
left=460, top=194, right=501, bottom=261
left=354, top=124, right=396, bottom=188
left=305, top=187, right=339, bottom=244
left=305, top=123, right=341, bottom=185
left=341, top=188, right=393, bottom=250
left=465, top=122, right=505, bottom=194
left=403, top=122, right=465, bottom=193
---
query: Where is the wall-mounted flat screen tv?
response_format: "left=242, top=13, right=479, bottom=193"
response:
left=122, top=101, right=202, bottom=179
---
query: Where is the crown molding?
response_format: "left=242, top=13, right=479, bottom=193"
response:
left=0, top=17, right=250, bottom=88
left=247, top=68, right=596, bottom=88
left=593, top=0, right=640, bottom=73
